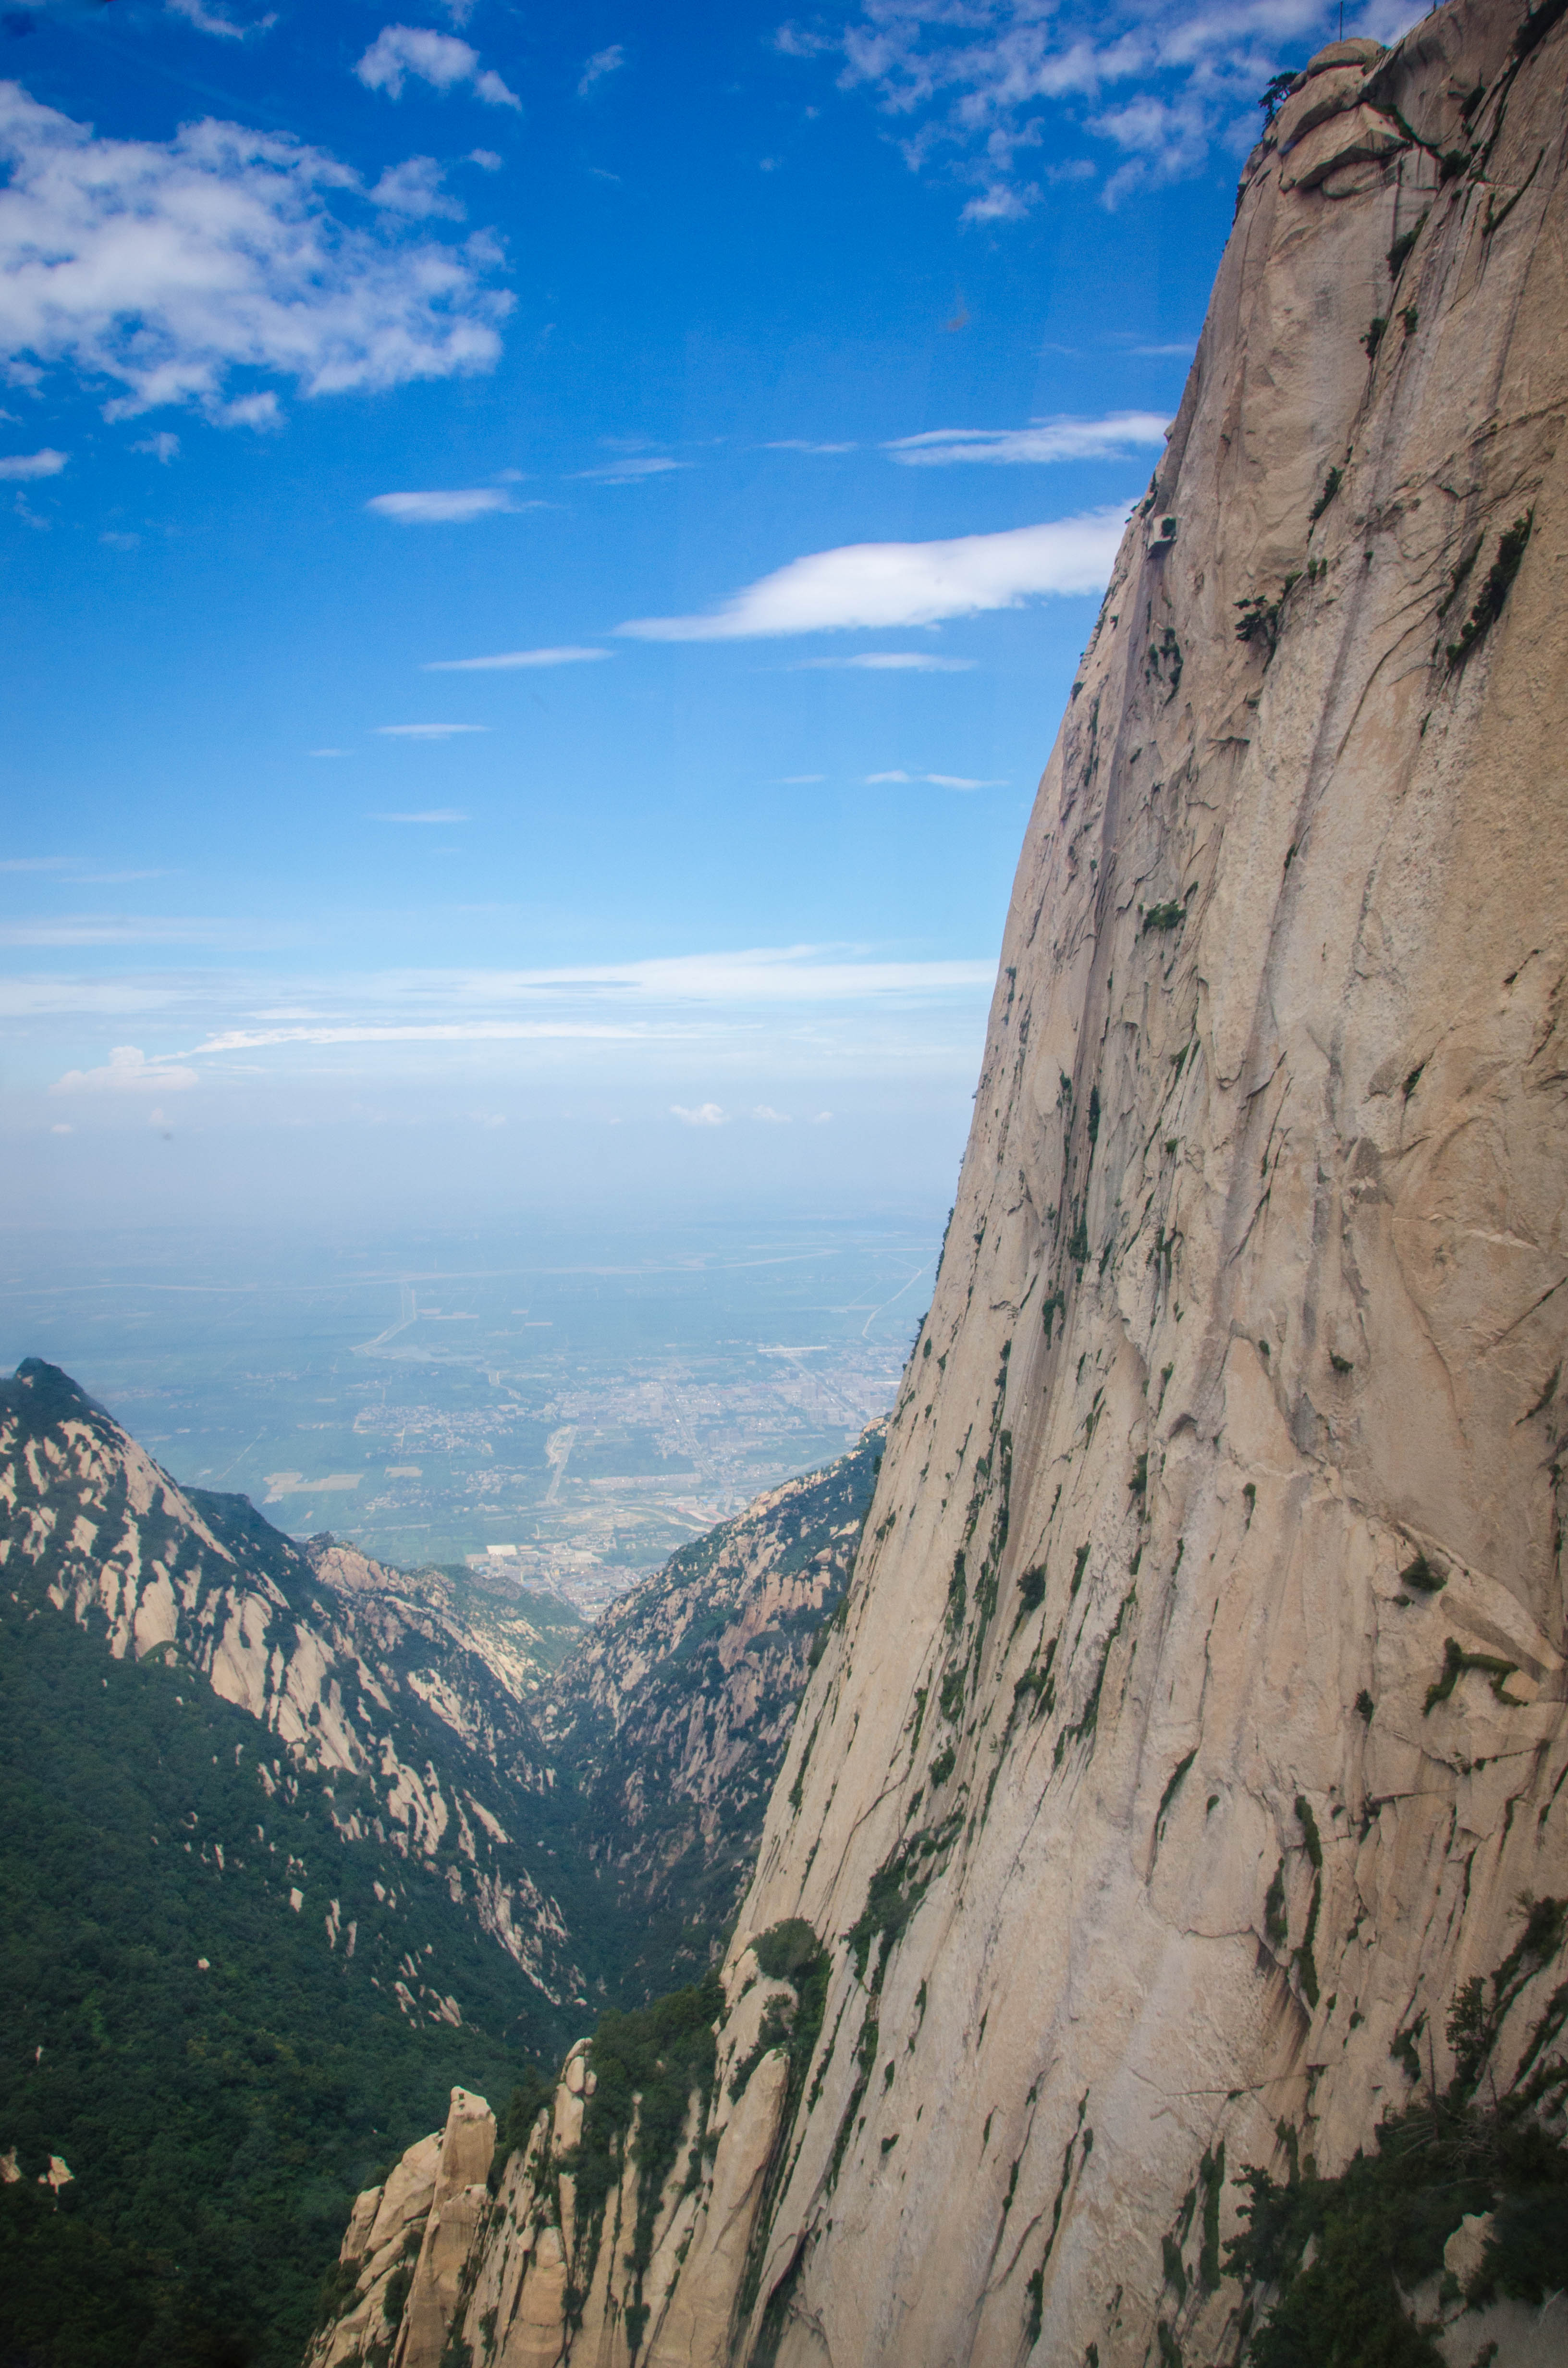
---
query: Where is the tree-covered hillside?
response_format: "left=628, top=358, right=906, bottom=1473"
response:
left=0, top=1584, right=541, bottom=2368
left=0, top=1362, right=886, bottom=2368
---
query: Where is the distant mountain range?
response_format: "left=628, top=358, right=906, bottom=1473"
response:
left=0, top=1358, right=881, bottom=2368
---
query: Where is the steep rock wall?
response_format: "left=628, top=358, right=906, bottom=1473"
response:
left=724, top=4, right=1568, bottom=2362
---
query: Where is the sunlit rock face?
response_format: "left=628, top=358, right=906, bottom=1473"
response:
left=711, top=3, right=1568, bottom=2361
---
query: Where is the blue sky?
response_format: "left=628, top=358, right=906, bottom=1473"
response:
left=1, top=0, right=1413, bottom=1234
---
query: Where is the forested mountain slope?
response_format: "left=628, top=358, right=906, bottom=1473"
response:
left=0, top=1359, right=880, bottom=2365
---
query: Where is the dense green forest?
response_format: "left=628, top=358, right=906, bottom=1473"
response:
left=0, top=1593, right=541, bottom=2368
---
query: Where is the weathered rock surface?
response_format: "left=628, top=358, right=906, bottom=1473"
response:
left=307, top=1952, right=801, bottom=2368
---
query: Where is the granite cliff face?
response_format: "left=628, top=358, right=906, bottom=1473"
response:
left=311, top=4, right=1568, bottom=2362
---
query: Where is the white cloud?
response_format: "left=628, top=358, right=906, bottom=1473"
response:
left=50, top=1043, right=199, bottom=1095
left=575, top=454, right=686, bottom=483
left=866, top=769, right=1004, bottom=788
left=794, top=651, right=975, bottom=671
left=620, top=509, right=1127, bottom=639
left=133, top=431, right=180, bottom=462
left=0, top=915, right=270, bottom=947
left=369, top=156, right=463, bottom=219
left=166, top=0, right=275, bottom=37
left=578, top=44, right=625, bottom=96
left=784, top=0, right=1343, bottom=217
left=422, top=645, right=610, bottom=671
left=887, top=410, right=1169, bottom=466
left=469, top=148, right=502, bottom=171
left=355, top=26, right=520, bottom=109
left=366, top=487, right=517, bottom=522
left=217, top=391, right=282, bottom=431
left=0, top=446, right=65, bottom=478
left=753, top=1104, right=791, bottom=1122
left=310, top=747, right=347, bottom=758
left=0, top=82, right=511, bottom=420
left=780, top=773, right=825, bottom=783
left=50, top=1122, right=72, bottom=1134
left=672, top=1102, right=727, bottom=1126
left=765, top=438, right=858, bottom=453
left=368, top=807, right=471, bottom=822
left=374, top=724, right=486, bottom=740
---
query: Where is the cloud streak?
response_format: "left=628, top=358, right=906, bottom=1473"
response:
left=366, top=487, right=522, bottom=522
left=50, top=1044, right=199, bottom=1094
left=793, top=651, right=975, bottom=671
left=0, top=81, right=511, bottom=420
left=619, top=510, right=1127, bottom=639
left=375, top=723, right=487, bottom=739
left=422, top=645, right=610, bottom=671
left=887, top=411, right=1169, bottom=466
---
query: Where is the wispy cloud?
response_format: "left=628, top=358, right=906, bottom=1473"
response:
left=577, top=43, right=625, bottom=96
left=368, top=156, right=464, bottom=219
left=50, top=1044, right=199, bottom=1095
left=886, top=411, right=1169, bottom=466
left=0, top=84, right=511, bottom=421
left=132, top=431, right=180, bottom=462
left=166, top=0, right=276, bottom=37
left=368, top=808, right=471, bottom=822
left=672, top=1102, right=727, bottom=1126
left=765, top=438, right=858, bottom=454
left=0, top=447, right=66, bottom=479
left=780, top=774, right=826, bottom=783
left=355, top=25, right=520, bottom=108
left=866, top=770, right=1005, bottom=789
left=574, top=454, right=686, bottom=484
left=753, top=1104, right=791, bottom=1122
left=620, top=510, right=1126, bottom=639
left=794, top=652, right=975, bottom=672
left=375, top=724, right=487, bottom=740
left=0, top=916, right=274, bottom=947
left=777, top=0, right=1350, bottom=218
left=422, top=645, right=610, bottom=671
left=366, top=487, right=521, bottom=522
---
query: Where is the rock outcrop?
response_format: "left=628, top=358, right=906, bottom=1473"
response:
left=306, top=1947, right=808, bottom=2368
left=310, top=3, right=1568, bottom=2361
